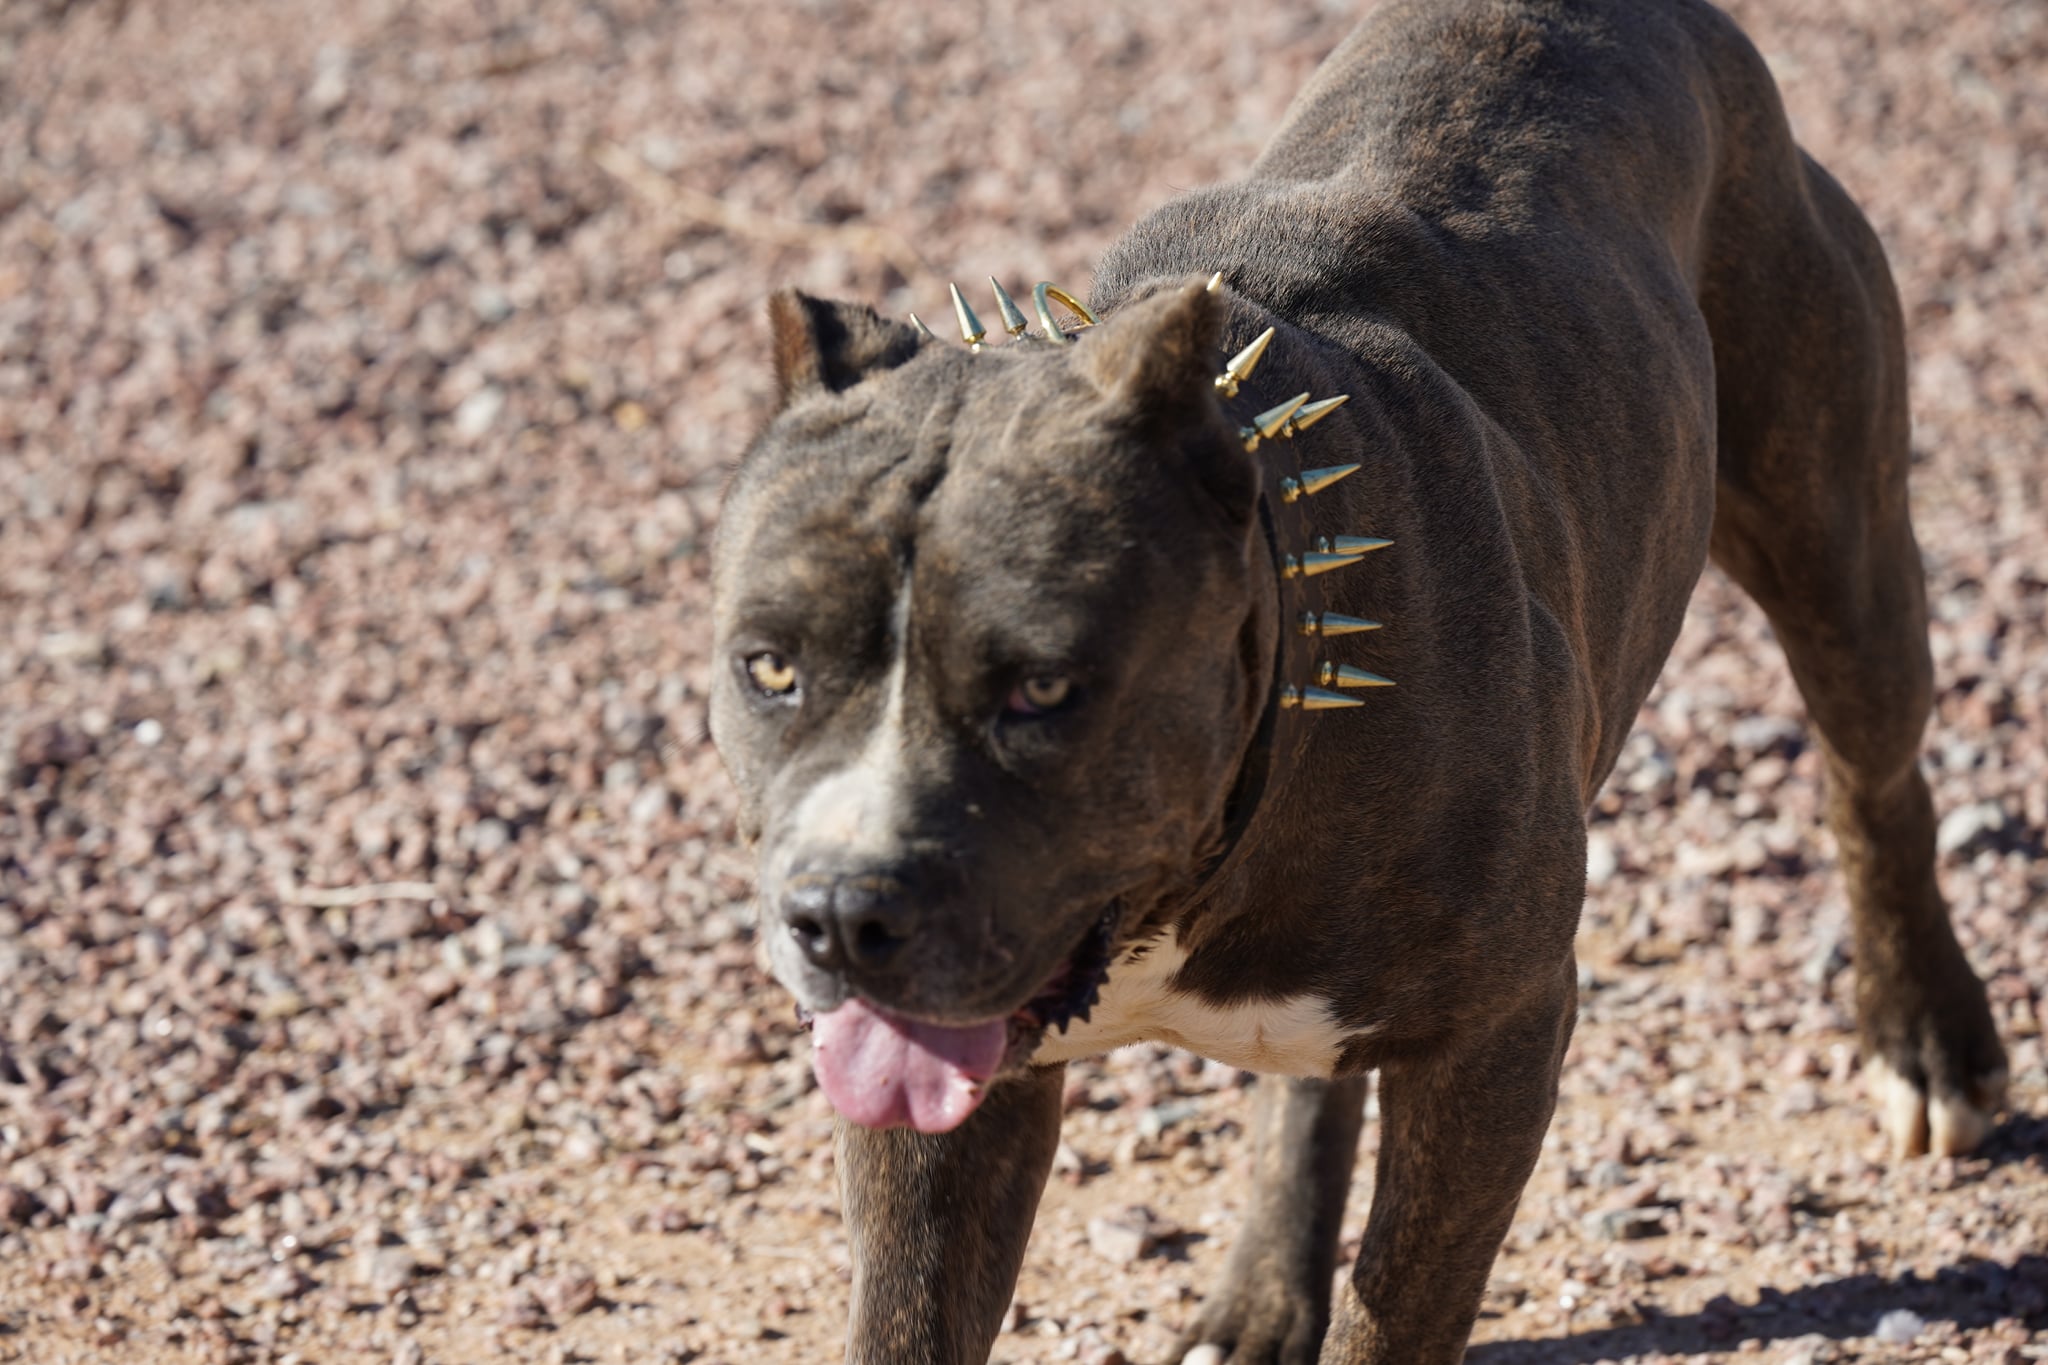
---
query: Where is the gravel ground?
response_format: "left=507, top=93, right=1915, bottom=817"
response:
left=1, top=0, right=2043, bottom=1362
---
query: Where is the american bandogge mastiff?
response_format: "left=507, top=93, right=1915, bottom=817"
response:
left=707, top=0, right=2009, bottom=1359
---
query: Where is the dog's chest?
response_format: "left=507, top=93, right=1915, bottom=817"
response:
left=1028, top=936, right=1357, bottom=1076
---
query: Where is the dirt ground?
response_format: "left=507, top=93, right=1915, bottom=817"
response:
left=1, top=0, right=2044, bottom=1362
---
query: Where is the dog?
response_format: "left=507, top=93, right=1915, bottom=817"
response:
left=707, top=0, right=2009, bottom=1359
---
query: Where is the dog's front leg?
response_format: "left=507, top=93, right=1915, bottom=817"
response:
left=1177, top=1075, right=1369, bottom=1365
left=1324, top=960, right=1577, bottom=1364
left=837, top=1062, right=1066, bottom=1364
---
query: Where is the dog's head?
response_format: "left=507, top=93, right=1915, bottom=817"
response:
left=709, top=278, right=1275, bottom=1130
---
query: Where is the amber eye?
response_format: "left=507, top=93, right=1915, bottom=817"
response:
left=745, top=652, right=799, bottom=697
left=1007, top=675, right=1073, bottom=716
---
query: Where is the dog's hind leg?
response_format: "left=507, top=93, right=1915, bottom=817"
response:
left=1699, top=127, right=2007, bottom=1156
left=1174, top=1075, right=1369, bottom=1365
left=836, top=1064, right=1065, bottom=1364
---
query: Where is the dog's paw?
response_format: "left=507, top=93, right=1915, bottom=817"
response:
left=1169, top=1281, right=1323, bottom=1365
left=1865, top=1053, right=2008, bottom=1158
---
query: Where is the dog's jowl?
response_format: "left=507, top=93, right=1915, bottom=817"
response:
left=708, top=0, right=2008, bottom=1359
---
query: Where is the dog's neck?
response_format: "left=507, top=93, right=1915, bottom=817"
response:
left=1171, top=406, right=1355, bottom=925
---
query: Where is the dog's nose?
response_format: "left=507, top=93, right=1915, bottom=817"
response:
left=781, top=872, right=918, bottom=974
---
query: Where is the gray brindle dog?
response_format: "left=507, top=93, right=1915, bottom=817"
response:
left=708, top=0, right=2009, bottom=1359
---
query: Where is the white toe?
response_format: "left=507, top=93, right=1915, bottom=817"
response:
left=1928, top=1091, right=1990, bottom=1156
left=1865, top=1054, right=1929, bottom=1158
left=1928, top=1065, right=2006, bottom=1157
left=1182, top=1345, right=1227, bottom=1365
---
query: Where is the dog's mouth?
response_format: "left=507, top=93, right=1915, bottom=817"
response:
left=796, top=904, right=1122, bottom=1135
left=1009, top=901, right=1119, bottom=1036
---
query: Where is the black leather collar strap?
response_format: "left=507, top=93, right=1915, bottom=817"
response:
left=1179, top=458, right=1324, bottom=913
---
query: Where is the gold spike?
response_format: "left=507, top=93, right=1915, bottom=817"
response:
left=989, top=277, right=1029, bottom=338
left=1031, top=283, right=1098, bottom=346
left=1205, top=270, right=1225, bottom=293
left=1281, top=552, right=1361, bottom=579
left=1045, top=284, right=1098, bottom=326
left=950, top=282, right=986, bottom=351
left=909, top=312, right=940, bottom=342
left=1284, top=394, right=1349, bottom=435
left=1241, top=391, right=1310, bottom=452
left=1280, top=683, right=1366, bottom=711
left=1298, top=611, right=1383, bottom=637
left=1315, top=535, right=1394, bottom=556
left=1317, top=662, right=1396, bottom=689
left=1034, top=285, right=1070, bottom=345
left=1279, top=463, right=1363, bottom=503
left=1214, top=327, right=1276, bottom=399
left=1031, top=282, right=1092, bottom=345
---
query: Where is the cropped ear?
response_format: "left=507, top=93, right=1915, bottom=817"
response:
left=1078, top=278, right=1258, bottom=524
left=768, top=290, right=927, bottom=404
left=1075, top=277, right=1225, bottom=420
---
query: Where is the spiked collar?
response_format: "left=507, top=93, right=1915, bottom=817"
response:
left=922, top=272, right=1395, bottom=911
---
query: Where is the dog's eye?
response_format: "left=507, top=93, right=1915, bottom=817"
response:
left=1006, top=675, right=1073, bottom=716
left=745, top=652, right=799, bottom=698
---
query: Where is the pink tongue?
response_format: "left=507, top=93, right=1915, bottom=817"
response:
left=809, top=998, right=1009, bottom=1134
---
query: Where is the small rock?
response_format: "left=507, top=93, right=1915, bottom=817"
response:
left=15, top=721, right=93, bottom=768
left=39, top=631, right=110, bottom=666
left=1585, top=831, right=1620, bottom=886
left=1584, top=1206, right=1669, bottom=1240
left=1773, top=1080, right=1822, bottom=1118
left=256, top=1264, right=312, bottom=1302
left=1936, top=801, right=2007, bottom=856
left=629, top=784, right=671, bottom=827
left=470, top=284, right=513, bottom=325
left=536, top=1265, right=599, bottom=1318
left=1872, top=1307, right=1925, bottom=1344
left=103, top=1179, right=169, bottom=1229
left=1087, top=1207, right=1165, bottom=1265
left=470, top=818, right=512, bottom=856
left=1729, top=714, right=1802, bottom=754
left=501, top=1286, right=548, bottom=1329
left=453, top=386, right=505, bottom=440
left=0, top=1183, right=38, bottom=1226
left=358, top=1246, right=417, bottom=1297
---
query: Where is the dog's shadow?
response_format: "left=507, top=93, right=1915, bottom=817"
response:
left=1468, top=1112, right=2048, bottom=1363
left=1466, top=1254, right=2047, bottom=1363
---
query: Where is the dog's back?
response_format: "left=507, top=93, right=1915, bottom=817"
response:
left=1098, top=0, right=1845, bottom=802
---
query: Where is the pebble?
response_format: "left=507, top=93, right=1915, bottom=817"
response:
left=1937, top=800, right=2009, bottom=856
left=453, top=386, right=506, bottom=439
left=1873, top=1307, right=1927, bottom=1343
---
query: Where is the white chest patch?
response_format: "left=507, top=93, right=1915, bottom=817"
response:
left=1028, top=936, right=1361, bottom=1076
